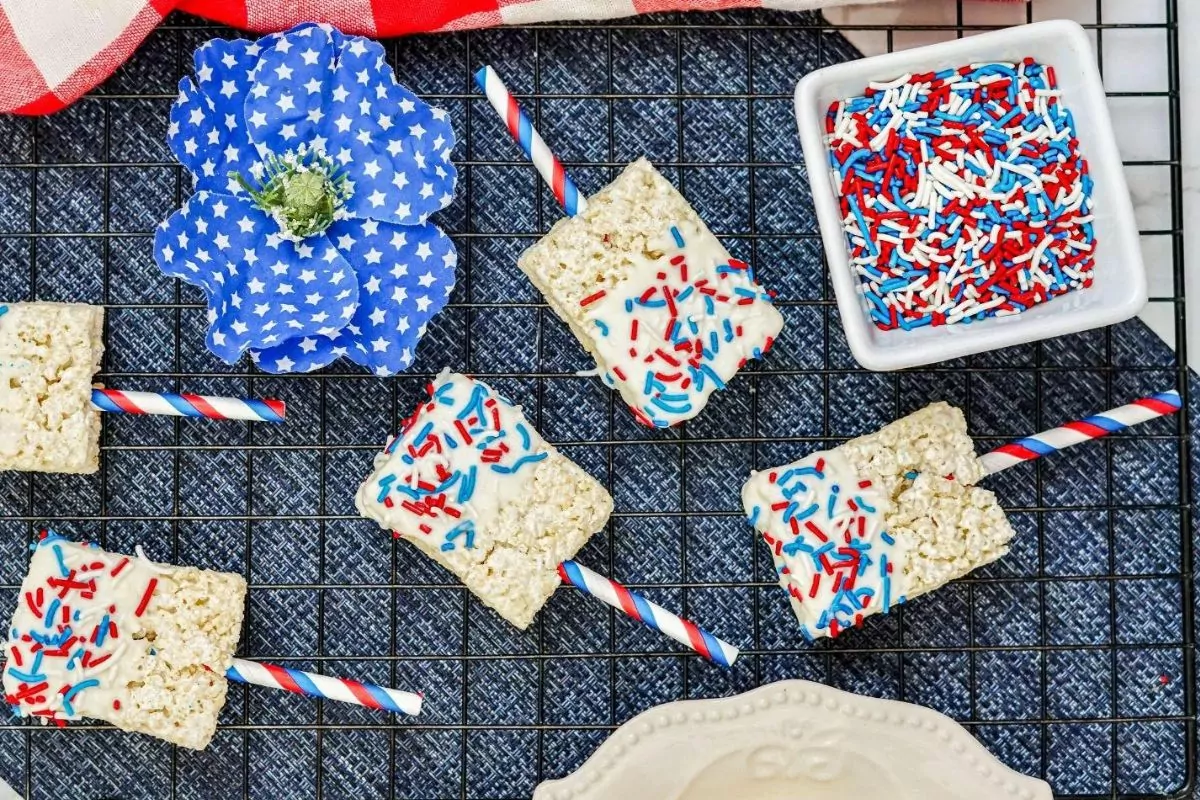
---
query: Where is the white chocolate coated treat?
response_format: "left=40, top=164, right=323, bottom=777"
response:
left=3, top=535, right=246, bottom=749
left=356, top=371, right=613, bottom=629
left=743, top=402, right=1015, bottom=640
left=583, top=219, right=783, bottom=427
left=742, top=449, right=905, bottom=640
left=518, top=159, right=783, bottom=427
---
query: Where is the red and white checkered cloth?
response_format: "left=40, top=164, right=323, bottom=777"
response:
left=0, top=0, right=885, bottom=115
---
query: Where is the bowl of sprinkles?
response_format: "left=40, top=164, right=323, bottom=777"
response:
left=795, top=20, right=1145, bottom=371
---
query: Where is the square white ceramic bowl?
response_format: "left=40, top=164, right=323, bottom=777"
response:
left=794, top=19, right=1146, bottom=371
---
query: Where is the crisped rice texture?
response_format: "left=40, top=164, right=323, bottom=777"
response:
left=398, top=451, right=613, bottom=629
left=839, top=401, right=986, bottom=497
left=887, top=473, right=1015, bottom=598
left=0, top=302, right=104, bottom=474
left=517, top=158, right=703, bottom=351
left=116, top=563, right=247, bottom=749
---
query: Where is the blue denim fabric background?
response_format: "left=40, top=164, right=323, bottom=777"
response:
left=0, top=9, right=1192, bottom=799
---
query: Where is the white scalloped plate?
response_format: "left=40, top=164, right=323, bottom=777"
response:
left=534, top=680, right=1052, bottom=800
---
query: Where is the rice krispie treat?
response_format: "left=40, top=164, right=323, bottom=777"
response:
left=518, top=159, right=784, bottom=428
left=742, top=403, right=1013, bottom=640
left=0, top=302, right=105, bottom=474
left=355, top=371, right=613, bottom=629
left=4, top=533, right=247, bottom=749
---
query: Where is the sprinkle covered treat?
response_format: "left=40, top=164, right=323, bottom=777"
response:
left=742, top=403, right=1014, bottom=640
left=4, top=534, right=247, bottom=749
left=827, top=59, right=1095, bottom=329
left=355, top=372, right=613, bottom=629
left=0, top=302, right=105, bottom=474
left=518, top=159, right=784, bottom=427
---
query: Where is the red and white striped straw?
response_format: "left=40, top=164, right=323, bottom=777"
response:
left=473, top=65, right=587, bottom=217
left=979, top=390, right=1182, bottom=476
left=558, top=561, right=740, bottom=668
left=91, top=388, right=286, bottom=423
left=225, top=658, right=422, bottom=716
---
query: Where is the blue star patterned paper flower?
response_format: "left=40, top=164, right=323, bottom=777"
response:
left=155, top=23, right=458, bottom=375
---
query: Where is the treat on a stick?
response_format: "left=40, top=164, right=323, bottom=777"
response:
left=356, top=372, right=740, bottom=666
left=4, top=534, right=426, bottom=750
left=356, top=371, right=614, bottom=629
left=0, top=302, right=286, bottom=475
left=474, top=66, right=783, bottom=428
left=743, top=392, right=1183, bottom=640
left=742, top=402, right=1014, bottom=640
left=518, top=159, right=785, bottom=428
left=4, top=533, right=247, bottom=749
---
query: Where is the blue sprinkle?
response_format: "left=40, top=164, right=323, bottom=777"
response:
left=52, top=545, right=70, bottom=579
left=490, top=452, right=548, bottom=474
left=411, top=421, right=433, bottom=443
left=670, top=226, right=685, bottom=248
left=95, top=614, right=111, bottom=647
left=441, top=520, right=477, bottom=552
left=785, top=503, right=819, bottom=523
left=457, top=466, right=477, bottom=503
left=594, top=319, right=610, bottom=336
left=698, top=364, right=725, bottom=390
left=650, top=396, right=692, bottom=415
left=7, top=668, right=46, bottom=684
left=62, top=679, right=100, bottom=716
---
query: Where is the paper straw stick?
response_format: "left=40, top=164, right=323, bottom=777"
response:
left=92, top=388, right=286, bottom=423
left=473, top=65, right=587, bottom=217
left=225, top=658, right=422, bottom=716
left=557, top=560, right=740, bottom=668
left=979, top=390, right=1182, bottom=476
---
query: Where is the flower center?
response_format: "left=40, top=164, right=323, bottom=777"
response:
left=235, top=148, right=351, bottom=240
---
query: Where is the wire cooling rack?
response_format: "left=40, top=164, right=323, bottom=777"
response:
left=0, top=1, right=1192, bottom=798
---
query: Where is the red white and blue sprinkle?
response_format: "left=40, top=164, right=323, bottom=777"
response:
left=742, top=451, right=904, bottom=640
left=4, top=532, right=152, bottom=726
left=827, top=59, right=1096, bottom=330
left=582, top=223, right=782, bottom=427
left=367, top=372, right=548, bottom=548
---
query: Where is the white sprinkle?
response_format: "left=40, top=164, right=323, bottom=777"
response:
left=868, top=73, right=915, bottom=91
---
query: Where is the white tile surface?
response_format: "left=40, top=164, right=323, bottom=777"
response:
left=823, top=0, right=1196, bottom=368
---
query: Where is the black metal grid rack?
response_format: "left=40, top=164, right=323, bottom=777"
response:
left=0, top=0, right=1191, bottom=798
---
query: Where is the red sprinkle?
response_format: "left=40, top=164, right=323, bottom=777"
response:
left=134, top=578, right=157, bottom=617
